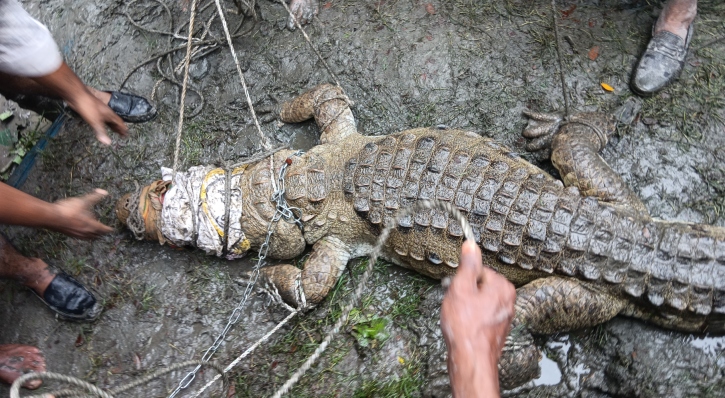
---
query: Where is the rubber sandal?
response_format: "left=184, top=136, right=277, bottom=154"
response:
left=106, top=91, right=157, bottom=123
left=33, top=272, right=102, bottom=321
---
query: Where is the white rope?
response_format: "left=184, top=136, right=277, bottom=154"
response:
left=276, top=0, right=342, bottom=87
left=171, top=0, right=201, bottom=178
left=190, top=309, right=299, bottom=397
left=271, top=200, right=475, bottom=397
left=212, top=0, right=270, bottom=150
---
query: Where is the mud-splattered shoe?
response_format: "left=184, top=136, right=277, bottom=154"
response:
left=34, top=272, right=102, bottom=321
left=631, top=24, right=693, bottom=96
left=106, top=91, right=157, bottom=123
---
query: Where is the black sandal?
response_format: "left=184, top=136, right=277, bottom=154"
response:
left=106, top=91, right=157, bottom=123
left=33, top=272, right=102, bottom=321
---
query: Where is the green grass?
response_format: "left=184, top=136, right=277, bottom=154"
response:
left=353, top=363, right=424, bottom=398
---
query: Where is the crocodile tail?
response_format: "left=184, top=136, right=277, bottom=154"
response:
left=627, top=219, right=725, bottom=323
left=567, top=199, right=725, bottom=330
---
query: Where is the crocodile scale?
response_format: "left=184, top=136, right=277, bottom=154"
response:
left=339, top=128, right=725, bottom=321
left=117, top=84, right=725, bottom=388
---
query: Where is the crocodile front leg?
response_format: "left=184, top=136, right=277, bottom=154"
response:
left=499, top=276, right=628, bottom=388
left=279, top=84, right=358, bottom=145
left=259, top=236, right=352, bottom=308
left=523, top=112, right=649, bottom=215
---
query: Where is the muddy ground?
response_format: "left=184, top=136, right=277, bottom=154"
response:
left=1, top=0, right=725, bottom=396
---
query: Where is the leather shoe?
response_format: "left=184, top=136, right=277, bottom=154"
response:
left=631, top=24, right=693, bottom=96
left=33, top=272, right=102, bottom=321
left=106, top=91, right=157, bottom=123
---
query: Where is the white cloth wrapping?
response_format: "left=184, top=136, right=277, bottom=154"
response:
left=160, top=166, right=248, bottom=259
left=0, top=0, right=63, bottom=77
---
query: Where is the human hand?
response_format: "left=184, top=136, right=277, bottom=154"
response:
left=441, top=240, right=516, bottom=366
left=31, top=62, right=128, bottom=146
left=49, top=189, right=114, bottom=239
left=68, top=94, right=128, bottom=146
left=287, top=0, right=319, bottom=30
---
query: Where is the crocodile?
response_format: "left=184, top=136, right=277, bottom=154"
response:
left=116, top=84, right=725, bottom=388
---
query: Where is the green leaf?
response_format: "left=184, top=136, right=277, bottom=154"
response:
left=0, top=128, right=14, bottom=146
left=12, top=155, right=22, bottom=164
left=0, top=111, right=12, bottom=121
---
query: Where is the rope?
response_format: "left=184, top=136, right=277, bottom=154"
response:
left=550, top=0, right=570, bottom=118
left=9, top=361, right=227, bottom=398
left=271, top=200, right=474, bottom=397
left=171, top=0, right=201, bottom=178
left=124, top=186, right=146, bottom=240
left=10, top=199, right=474, bottom=398
left=276, top=0, right=342, bottom=88
left=212, top=0, right=270, bottom=150
left=190, top=309, right=299, bottom=397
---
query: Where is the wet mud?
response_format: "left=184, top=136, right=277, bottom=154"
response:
left=1, top=0, right=724, bottom=396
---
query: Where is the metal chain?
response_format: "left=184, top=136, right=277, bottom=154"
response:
left=168, top=151, right=304, bottom=398
left=271, top=200, right=475, bottom=397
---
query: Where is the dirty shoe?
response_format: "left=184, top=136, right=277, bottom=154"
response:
left=631, top=24, right=693, bottom=96
left=105, top=91, right=157, bottom=123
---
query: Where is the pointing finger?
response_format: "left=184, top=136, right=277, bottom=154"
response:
left=452, top=239, right=485, bottom=292
left=82, top=188, right=109, bottom=207
left=94, top=125, right=112, bottom=146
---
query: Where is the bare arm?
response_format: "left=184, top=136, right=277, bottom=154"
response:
left=30, top=62, right=128, bottom=145
left=0, top=182, right=113, bottom=239
left=441, top=240, right=516, bottom=398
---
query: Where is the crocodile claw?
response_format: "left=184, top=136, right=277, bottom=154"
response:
left=522, top=110, right=563, bottom=161
left=255, top=104, right=283, bottom=123
left=287, top=0, right=319, bottom=30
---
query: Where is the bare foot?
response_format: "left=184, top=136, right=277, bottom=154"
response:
left=86, top=87, right=112, bottom=105
left=0, top=344, right=46, bottom=389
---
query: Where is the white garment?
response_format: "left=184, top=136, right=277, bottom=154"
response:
left=0, top=0, right=63, bottom=77
left=160, top=166, right=248, bottom=259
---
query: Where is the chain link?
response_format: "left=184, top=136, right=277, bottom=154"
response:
left=168, top=151, right=304, bottom=398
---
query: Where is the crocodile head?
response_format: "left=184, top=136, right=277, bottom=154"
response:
left=115, top=192, right=133, bottom=226
left=114, top=180, right=172, bottom=246
left=115, top=174, right=269, bottom=259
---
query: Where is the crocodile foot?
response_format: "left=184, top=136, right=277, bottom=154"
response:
left=521, top=110, right=563, bottom=161
left=498, top=326, right=541, bottom=389
left=287, top=0, right=319, bottom=30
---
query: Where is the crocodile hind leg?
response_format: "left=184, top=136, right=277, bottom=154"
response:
left=259, top=236, right=351, bottom=308
left=499, top=275, right=628, bottom=388
left=278, top=84, right=358, bottom=145
left=523, top=111, right=649, bottom=215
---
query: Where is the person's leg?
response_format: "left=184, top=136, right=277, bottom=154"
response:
left=0, top=234, right=54, bottom=296
left=0, top=71, right=112, bottom=107
left=0, top=69, right=154, bottom=129
left=0, top=344, right=46, bottom=389
left=631, top=0, right=697, bottom=96
left=656, top=0, right=697, bottom=39
left=0, top=233, right=101, bottom=321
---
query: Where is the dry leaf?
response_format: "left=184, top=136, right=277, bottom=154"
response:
left=425, top=3, right=435, bottom=14
left=561, top=5, right=576, bottom=18
left=323, top=2, right=332, bottom=9
left=601, top=83, right=614, bottom=92
left=588, top=46, right=600, bottom=61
